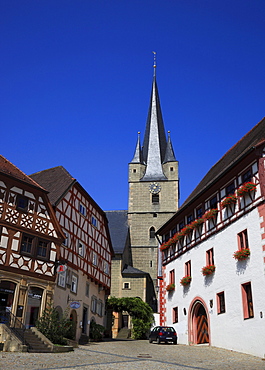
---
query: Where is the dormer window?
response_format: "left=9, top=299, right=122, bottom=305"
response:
left=16, top=195, right=28, bottom=212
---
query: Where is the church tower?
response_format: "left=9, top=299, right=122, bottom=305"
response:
left=128, top=59, right=179, bottom=286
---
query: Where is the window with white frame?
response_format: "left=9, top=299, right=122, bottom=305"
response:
left=79, top=203, right=86, bottom=216
left=104, top=261, right=109, bottom=275
left=91, top=216, right=98, bottom=228
left=123, top=282, right=130, bottom=290
left=62, top=232, right=69, bottom=247
left=78, top=241, right=84, bottom=257
left=91, top=296, right=97, bottom=313
left=71, top=274, right=78, bottom=293
left=97, top=300, right=103, bottom=317
left=92, top=252, right=97, bottom=266
left=57, top=270, right=66, bottom=288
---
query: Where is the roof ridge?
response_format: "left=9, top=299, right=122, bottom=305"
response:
left=0, top=155, right=46, bottom=190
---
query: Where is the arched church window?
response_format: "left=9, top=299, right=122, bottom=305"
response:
left=150, top=227, right=155, bottom=239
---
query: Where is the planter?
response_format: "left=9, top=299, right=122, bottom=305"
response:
left=203, top=209, right=218, bottom=220
left=201, top=264, right=215, bottom=276
left=181, top=225, right=193, bottom=235
left=190, top=218, right=204, bottom=229
left=233, top=248, right=250, bottom=260
left=221, top=195, right=237, bottom=208
left=166, top=283, right=175, bottom=292
left=237, top=182, right=256, bottom=197
left=180, top=275, right=191, bottom=286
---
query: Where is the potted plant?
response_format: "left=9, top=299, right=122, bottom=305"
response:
left=180, top=275, right=192, bottom=286
left=190, top=218, right=204, bottom=229
left=221, top=194, right=237, bottom=208
left=237, top=182, right=257, bottom=197
left=201, top=264, right=216, bottom=276
left=233, top=248, right=250, bottom=260
left=203, top=209, right=218, bottom=220
left=181, top=224, right=193, bottom=235
left=166, top=283, right=175, bottom=292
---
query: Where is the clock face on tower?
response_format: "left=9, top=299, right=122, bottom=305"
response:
left=149, top=182, right=161, bottom=194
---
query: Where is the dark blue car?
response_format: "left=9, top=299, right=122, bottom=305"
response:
left=149, top=326, right=177, bottom=344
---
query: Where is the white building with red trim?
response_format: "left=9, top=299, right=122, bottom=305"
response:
left=157, top=118, right=265, bottom=357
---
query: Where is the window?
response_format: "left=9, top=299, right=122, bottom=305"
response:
left=206, top=248, right=214, bottom=265
left=62, top=232, right=69, bottom=247
left=170, top=167, right=174, bottom=172
left=226, top=182, right=235, bottom=196
left=173, top=307, right=178, bottom=323
left=149, top=227, right=155, bottom=239
left=210, top=195, right=218, bottom=209
left=123, top=282, right=130, bottom=289
left=91, top=296, right=97, bottom=313
left=169, top=269, right=175, bottom=285
left=78, top=241, right=84, bottom=257
left=85, top=283, right=90, bottom=297
left=238, top=230, right=249, bottom=250
left=187, top=214, right=193, bottom=224
left=16, top=195, right=28, bottom=212
left=152, top=194, right=159, bottom=204
left=196, top=207, right=203, bottom=218
left=179, top=221, right=184, bottom=231
left=97, top=300, right=103, bottom=317
left=153, top=213, right=157, bottom=218
left=57, top=270, right=66, bottom=288
left=217, top=292, right=226, bottom=314
left=37, top=239, right=49, bottom=258
left=21, top=235, right=33, bottom=254
left=104, top=261, right=109, bottom=275
left=185, top=260, right=191, bottom=276
left=241, top=282, right=254, bottom=319
left=71, top=274, right=78, bottom=293
left=133, top=169, right=136, bottom=173
left=242, top=169, right=252, bottom=184
left=79, top=203, right=86, bottom=216
left=92, top=252, right=97, bottom=266
left=150, top=260, right=153, bottom=268
left=91, top=216, right=98, bottom=228
left=20, top=234, right=50, bottom=260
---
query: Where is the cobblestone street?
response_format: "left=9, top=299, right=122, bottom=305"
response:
left=1, top=340, right=265, bottom=370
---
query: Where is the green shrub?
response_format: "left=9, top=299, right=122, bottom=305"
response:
left=89, top=320, right=105, bottom=341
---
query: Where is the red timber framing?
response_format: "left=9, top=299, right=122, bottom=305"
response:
left=56, top=183, right=112, bottom=290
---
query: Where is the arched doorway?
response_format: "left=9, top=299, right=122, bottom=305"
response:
left=189, top=298, right=210, bottom=345
left=25, top=287, right=43, bottom=328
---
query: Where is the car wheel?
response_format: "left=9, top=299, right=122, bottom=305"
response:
left=173, top=340, right=177, bottom=345
left=149, top=338, right=153, bottom=343
left=157, top=337, right=161, bottom=344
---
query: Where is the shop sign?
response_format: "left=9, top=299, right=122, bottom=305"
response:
left=57, top=265, right=67, bottom=273
left=70, top=301, right=81, bottom=309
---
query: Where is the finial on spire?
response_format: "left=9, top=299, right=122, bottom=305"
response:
left=152, top=51, right=156, bottom=76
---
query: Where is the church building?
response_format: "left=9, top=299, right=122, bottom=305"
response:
left=106, top=62, right=179, bottom=336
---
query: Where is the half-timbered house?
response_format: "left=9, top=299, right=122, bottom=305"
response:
left=30, top=166, right=113, bottom=342
left=0, top=155, right=64, bottom=329
left=156, top=117, right=265, bottom=357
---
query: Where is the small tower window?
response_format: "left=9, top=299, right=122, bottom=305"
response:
left=170, top=167, right=174, bottom=172
left=133, top=169, right=137, bottom=173
left=150, top=227, right=155, bottom=239
left=152, top=194, right=159, bottom=204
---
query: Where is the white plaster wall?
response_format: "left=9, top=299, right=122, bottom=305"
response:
left=164, top=208, right=265, bottom=358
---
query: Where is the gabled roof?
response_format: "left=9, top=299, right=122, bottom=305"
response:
left=105, top=210, right=129, bottom=254
left=0, top=155, right=45, bottom=190
left=30, top=166, right=75, bottom=205
left=158, top=116, right=265, bottom=232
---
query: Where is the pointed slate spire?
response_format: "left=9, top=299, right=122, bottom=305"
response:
left=131, top=132, right=142, bottom=163
left=163, top=131, right=176, bottom=163
left=141, top=59, right=167, bottom=181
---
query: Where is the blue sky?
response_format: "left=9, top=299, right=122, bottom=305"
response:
left=1, top=1, right=265, bottom=211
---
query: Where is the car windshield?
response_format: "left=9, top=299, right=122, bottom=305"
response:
left=161, top=327, right=175, bottom=332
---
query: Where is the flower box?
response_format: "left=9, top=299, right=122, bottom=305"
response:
left=237, top=182, right=256, bottom=197
left=181, top=224, right=193, bottom=235
left=233, top=248, right=250, bottom=260
left=180, top=275, right=192, bottom=286
left=166, top=283, right=175, bottom=292
left=201, top=264, right=216, bottom=276
left=221, top=195, right=237, bottom=208
left=190, top=218, right=204, bottom=229
left=203, top=209, right=218, bottom=220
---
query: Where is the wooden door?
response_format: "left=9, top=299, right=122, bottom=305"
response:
left=196, top=305, right=209, bottom=344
